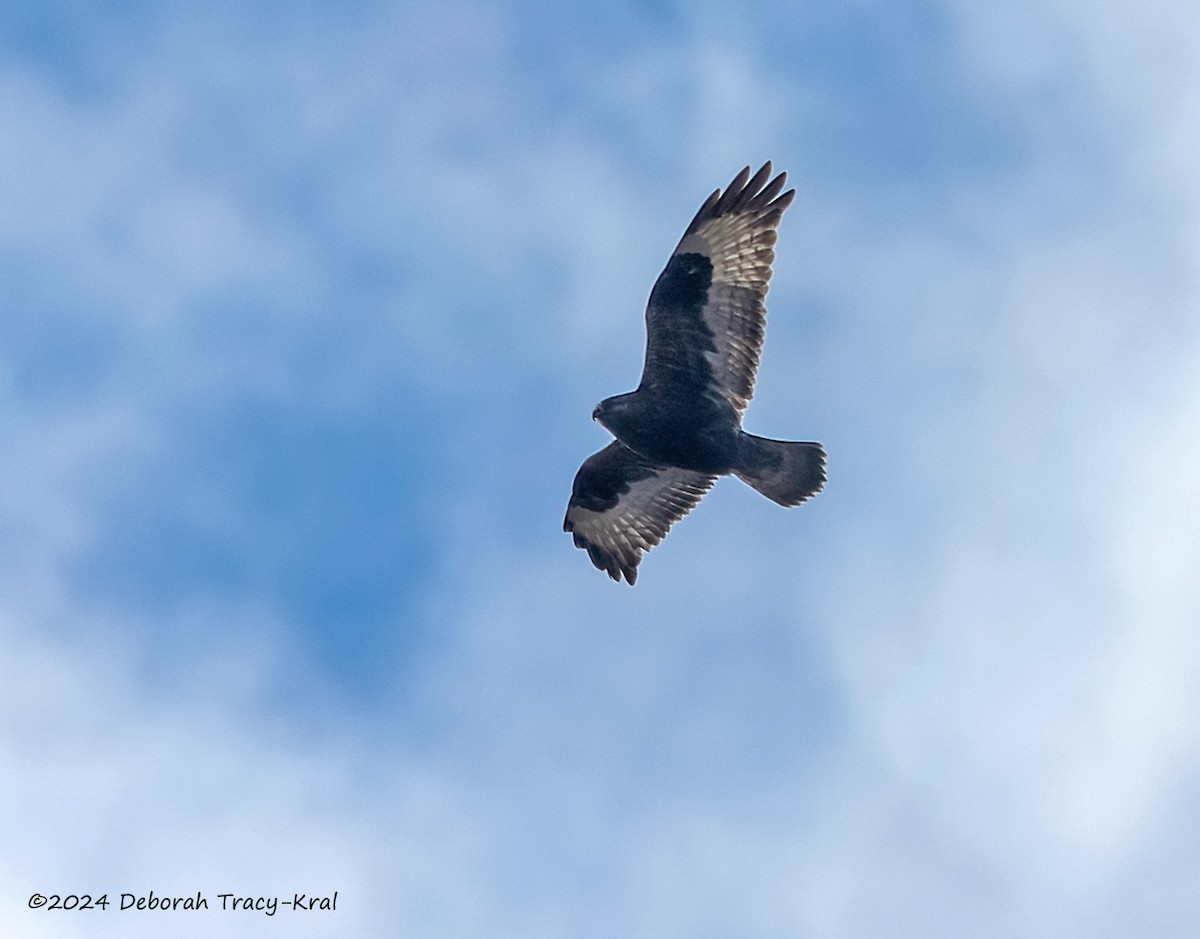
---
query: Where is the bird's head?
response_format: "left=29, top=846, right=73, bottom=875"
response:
left=592, top=393, right=636, bottom=435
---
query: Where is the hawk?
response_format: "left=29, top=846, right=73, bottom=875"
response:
left=564, top=163, right=826, bottom=584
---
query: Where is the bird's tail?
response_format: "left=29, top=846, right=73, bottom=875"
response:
left=733, top=433, right=826, bottom=507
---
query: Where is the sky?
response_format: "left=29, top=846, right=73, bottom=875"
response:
left=2, top=0, right=1199, bottom=936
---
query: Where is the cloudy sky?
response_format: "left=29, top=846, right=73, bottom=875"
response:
left=2, top=0, right=1199, bottom=936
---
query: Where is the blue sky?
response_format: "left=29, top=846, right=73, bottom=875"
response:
left=3, top=0, right=1200, bottom=936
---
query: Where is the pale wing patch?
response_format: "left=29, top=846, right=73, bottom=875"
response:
left=697, top=281, right=767, bottom=414
left=565, top=452, right=715, bottom=584
left=676, top=214, right=778, bottom=290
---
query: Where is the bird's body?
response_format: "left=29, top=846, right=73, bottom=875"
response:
left=594, top=388, right=740, bottom=474
left=565, top=163, right=825, bottom=584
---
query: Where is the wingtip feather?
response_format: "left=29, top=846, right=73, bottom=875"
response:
left=734, top=163, right=774, bottom=211
left=685, top=162, right=796, bottom=233
left=712, top=165, right=752, bottom=215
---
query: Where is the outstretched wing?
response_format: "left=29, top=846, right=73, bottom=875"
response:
left=640, top=162, right=795, bottom=416
left=564, top=441, right=715, bottom=585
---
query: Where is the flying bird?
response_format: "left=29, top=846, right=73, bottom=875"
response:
left=564, top=163, right=826, bottom=584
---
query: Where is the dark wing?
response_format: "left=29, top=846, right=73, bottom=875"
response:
left=564, top=441, right=715, bottom=585
left=640, top=162, right=795, bottom=416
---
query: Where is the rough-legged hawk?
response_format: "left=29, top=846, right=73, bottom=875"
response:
left=564, top=163, right=826, bottom=584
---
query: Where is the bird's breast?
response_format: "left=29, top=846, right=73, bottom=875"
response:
left=610, top=393, right=739, bottom=474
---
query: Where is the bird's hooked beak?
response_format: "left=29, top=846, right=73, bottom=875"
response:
left=591, top=405, right=601, bottom=421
